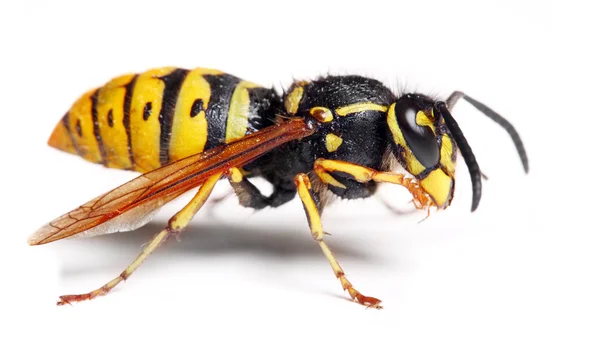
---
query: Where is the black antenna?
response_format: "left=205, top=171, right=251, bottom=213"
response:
left=435, top=102, right=482, bottom=212
left=462, top=95, right=529, bottom=173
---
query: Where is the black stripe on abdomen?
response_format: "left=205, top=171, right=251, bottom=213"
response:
left=158, top=68, right=189, bottom=166
left=122, top=74, right=139, bottom=170
left=90, top=88, right=106, bottom=165
left=62, top=112, right=83, bottom=156
left=204, top=74, right=241, bottom=150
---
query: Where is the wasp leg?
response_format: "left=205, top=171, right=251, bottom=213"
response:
left=227, top=167, right=296, bottom=210
left=294, top=173, right=383, bottom=309
left=313, top=158, right=434, bottom=210
left=57, top=172, right=223, bottom=306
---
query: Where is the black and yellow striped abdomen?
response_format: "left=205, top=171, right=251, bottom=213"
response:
left=48, top=67, right=281, bottom=172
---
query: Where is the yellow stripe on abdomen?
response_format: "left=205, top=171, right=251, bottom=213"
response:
left=169, top=68, right=222, bottom=162
left=49, top=67, right=275, bottom=173
left=66, top=89, right=102, bottom=163
left=95, top=73, right=137, bottom=169
left=129, top=67, right=177, bottom=172
left=225, top=80, right=260, bottom=143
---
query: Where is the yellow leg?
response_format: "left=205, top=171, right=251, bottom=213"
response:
left=294, top=173, right=383, bottom=309
left=206, top=168, right=249, bottom=214
left=57, top=172, right=223, bottom=306
left=313, top=158, right=434, bottom=211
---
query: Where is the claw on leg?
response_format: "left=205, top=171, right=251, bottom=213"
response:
left=340, top=275, right=383, bottom=309
left=57, top=270, right=131, bottom=306
left=57, top=290, right=106, bottom=306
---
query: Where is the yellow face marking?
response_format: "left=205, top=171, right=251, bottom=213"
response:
left=440, top=134, right=456, bottom=174
left=169, top=68, right=218, bottom=161
left=225, top=81, right=260, bottom=143
left=325, top=133, right=343, bottom=153
left=96, top=73, right=137, bottom=169
left=67, top=89, right=102, bottom=163
left=415, top=110, right=434, bottom=129
left=386, top=103, right=426, bottom=175
left=309, top=106, right=333, bottom=122
left=386, top=103, right=405, bottom=145
left=284, top=85, right=304, bottom=115
left=129, top=67, right=177, bottom=172
left=420, top=169, right=453, bottom=207
left=335, top=102, right=387, bottom=117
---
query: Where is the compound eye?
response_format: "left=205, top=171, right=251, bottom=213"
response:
left=395, top=100, right=440, bottom=168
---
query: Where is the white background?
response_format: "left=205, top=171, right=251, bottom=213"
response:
left=1, top=1, right=598, bottom=351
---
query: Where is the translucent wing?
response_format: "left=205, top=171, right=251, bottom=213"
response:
left=28, top=118, right=314, bottom=245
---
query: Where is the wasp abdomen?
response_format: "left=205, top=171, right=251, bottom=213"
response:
left=48, top=67, right=281, bottom=172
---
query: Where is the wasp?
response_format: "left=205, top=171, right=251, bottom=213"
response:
left=29, top=67, right=528, bottom=308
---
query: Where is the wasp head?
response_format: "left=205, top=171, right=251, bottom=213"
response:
left=386, top=94, right=459, bottom=209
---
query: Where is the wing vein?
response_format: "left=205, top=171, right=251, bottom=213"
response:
left=28, top=118, right=314, bottom=245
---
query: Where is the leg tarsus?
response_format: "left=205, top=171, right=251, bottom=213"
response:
left=355, top=293, right=383, bottom=310
left=57, top=286, right=108, bottom=306
left=339, top=273, right=383, bottom=309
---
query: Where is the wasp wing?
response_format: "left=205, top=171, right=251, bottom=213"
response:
left=28, top=118, right=314, bottom=245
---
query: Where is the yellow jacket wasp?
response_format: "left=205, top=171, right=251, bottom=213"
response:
left=29, top=67, right=528, bottom=308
